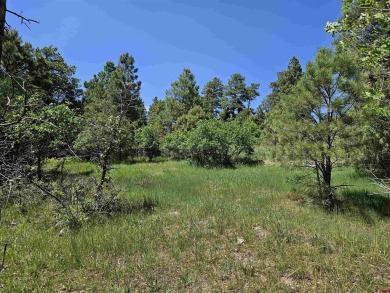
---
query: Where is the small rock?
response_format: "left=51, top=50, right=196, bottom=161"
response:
left=254, top=226, right=269, bottom=240
left=58, top=228, right=66, bottom=236
left=281, top=275, right=295, bottom=287
left=237, top=237, right=245, bottom=245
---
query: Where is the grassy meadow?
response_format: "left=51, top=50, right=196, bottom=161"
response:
left=0, top=160, right=389, bottom=292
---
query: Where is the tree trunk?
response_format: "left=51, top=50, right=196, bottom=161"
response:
left=0, top=0, right=6, bottom=64
left=95, top=148, right=111, bottom=206
left=315, top=161, right=322, bottom=195
left=322, top=155, right=333, bottom=207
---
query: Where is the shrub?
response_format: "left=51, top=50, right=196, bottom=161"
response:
left=162, top=130, right=188, bottom=160
left=185, top=120, right=231, bottom=166
left=135, top=125, right=161, bottom=161
left=229, top=120, right=260, bottom=161
left=160, top=119, right=260, bottom=167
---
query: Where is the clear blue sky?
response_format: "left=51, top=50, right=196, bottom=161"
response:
left=7, top=0, right=342, bottom=108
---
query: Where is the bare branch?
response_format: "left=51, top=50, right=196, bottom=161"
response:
left=370, top=173, right=390, bottom=195
left=5, top=9, right=39, bottom=29
left=29, top=179, right=75, bottom=219
left=0, top=67, right=26, bottom=92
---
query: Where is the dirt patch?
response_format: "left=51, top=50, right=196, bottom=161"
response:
left=254, top=226, right=269, bottom=240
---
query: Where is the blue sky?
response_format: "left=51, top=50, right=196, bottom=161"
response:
left=7, top=0, right=342, bottom=108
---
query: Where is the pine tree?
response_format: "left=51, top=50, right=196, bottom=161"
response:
left=261, top=56, right=302, bottom=114
left=78, top=53, right=145, bottom=182
left=201, top=77, right=224, bottom=117
left=165, top=68, right=200, bottom=113
left=222, top=73, right=259, bottom=120
left=268, top=48, right=363, bottom=207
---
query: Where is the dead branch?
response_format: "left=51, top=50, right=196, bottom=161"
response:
left=0, top=243, right=7, bottom=272
left=331, top=184, right=354, bottom=190
left=371, top=173, right=390, bottom=195
left=6, top=9, right=39, bottom=29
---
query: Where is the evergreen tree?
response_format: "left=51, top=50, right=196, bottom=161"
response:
left=201, top=77, right=224, bottom=117
left=148, top=97, right=166, bottom=126
left=1, top=30, right=82, bottom=108
left=223, top=73, right=246, bottom=119
left=261, top=56, right=302, bottom=114
left=1, top=30, right=81, bottom=181
left=245, top=82, right=260, bottom=110
left=165, top=68, right=200, bottom=113
left=261, top=56, right=303, bottom=143
left=268, top=48, right=363, bottom=207
left=79, top=53, right=145, bottom=166
left=32, top=46, right=82, bottom=107
left=84, top=53, right=145, bottom=124
left=222, top=73, right=259, bottom=120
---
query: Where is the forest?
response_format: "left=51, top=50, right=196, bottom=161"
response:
left=0, top=0, right=389, bottom=291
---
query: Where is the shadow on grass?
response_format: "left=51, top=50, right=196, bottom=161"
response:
left=337, top=189, right=390, bottom=221
left=236, top=157, right=265, bottom=167
left=47, top=169, right=95, bottom=179
left=85, top=197, right=158, bottom=228
left=119, top=156, right=170, bottom=165
left=189, top=157, right=264, bottom=169
left=109, top=196, right=158, bottom=215
left=347, top=169, right=371, bottom=180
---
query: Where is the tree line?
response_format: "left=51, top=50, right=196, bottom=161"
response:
left=0, top=0, right=389, bottom=226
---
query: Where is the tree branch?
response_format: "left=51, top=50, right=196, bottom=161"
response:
left=6, top=9, right=39, bottom=29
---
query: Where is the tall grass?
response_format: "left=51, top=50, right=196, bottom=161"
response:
left=0, top=161, right=389, bottom=292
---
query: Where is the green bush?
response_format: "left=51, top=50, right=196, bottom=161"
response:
left=134, top=125, right=161, bottom=161
left=184, top=119, right=260, bottom=167
left=185, top=120, right=231, bottom=166
left=229, top=120, right=260, bottom=161
left=161, top=130, right=188, bottom=160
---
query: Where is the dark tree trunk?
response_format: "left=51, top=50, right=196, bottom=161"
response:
left=0, top=0, right=6, bottom=64
left=321, top=155, right=333, bottom=207
left=95, top=147, right=111, bottom=206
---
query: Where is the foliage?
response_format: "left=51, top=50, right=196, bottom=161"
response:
left=183, top=119, right=260, bottom=167
left=174, top=105, right=211, bottom=131
left=184, top=120, right=231, bottom=166
left=80, top=53, right=145, bottom=158
left=84, top=53, right=145, bottom=125
left=147, top=96, right=187, bottom=135
left=161, top=130, right=188, bottom=160
left=17, top=99, right=80, bottom=179
left=0, top=30, right=81, bottom=211
left=326, top=0, right=389, bottom=78
left=2, top=30, right=82, bottom=107
left=75, top=97, right=128, bottom=162
left=228, top=119, right=260, bottom=162
left=261, top=56, right=303, bottom=114
left=31, top=46, right=82, bottom=107
left=201, top=77, right=224, bottom=116
left=260, top=57, right=303, bottom=141
left=267, top=48, right=363, bottom=206
left=76, top=53, right=144, bottom=208
left=165, top=68, right=200, bottom=113
left=221, top=73, right=260, bottom=120
left=326, top=0, right=390, bottom=176
left=134, top=125, right=161, bottom=161
left=148, top=97, right=166, bottom=126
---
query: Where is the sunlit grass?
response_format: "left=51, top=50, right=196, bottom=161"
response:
left=0, top=161, right=389, bottom=292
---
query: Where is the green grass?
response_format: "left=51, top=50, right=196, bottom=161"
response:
left=0, top=161, right=389, bottom=292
